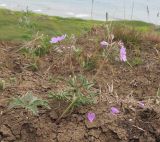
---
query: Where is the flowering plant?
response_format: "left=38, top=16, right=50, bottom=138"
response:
left=49, top=75, right=97, bottom=121
left=50, top=34, right=66, bottom=43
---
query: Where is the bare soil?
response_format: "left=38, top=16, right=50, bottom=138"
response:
left=0, top=28, right=160, bottom=142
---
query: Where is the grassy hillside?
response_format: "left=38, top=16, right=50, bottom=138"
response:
left=0, top=9, right=102, bottom=41
left=0, top=8, right=158, bottom=41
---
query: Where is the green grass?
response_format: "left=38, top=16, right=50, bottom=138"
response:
left=0, top=8, right=158, bottom=41
left=110, top=20, right=155, bottom=32
left=0, top=8, right=102, bottom=41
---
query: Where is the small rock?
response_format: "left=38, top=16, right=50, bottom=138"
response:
left=88, top=129, right=101, bottom=138
left=85, top=119, right=97, bottom=129
left=71, top=114, right=83, bottom=122
left=49, top=111, right=58, bottom=120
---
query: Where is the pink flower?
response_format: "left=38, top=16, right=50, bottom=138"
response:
left=138, top=101, right=145, bottom=108
left=50, top=34, right=66, bottom=43
left=100, top=41, right=109, bottom=47
left=87, top=112, right=95, bottom=122
left=111, top=107, right=120, bottom=115
left=120, top=46, right=127, bottom=62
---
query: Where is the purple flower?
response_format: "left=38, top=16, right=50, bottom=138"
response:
left=120, top=46, right=127, bottom=62
left=138, top=101, right=145, bottom=108
left=100, top=41, right=109, bottom=47
left=111, top=107, right=120, bottom=115
left=87, top=112, right=95, bottom=122
left=50, top=34, right=66, bottom=43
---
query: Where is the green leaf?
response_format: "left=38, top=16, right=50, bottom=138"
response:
left=9, top=97, right=24, bottom=109
left=9, top=92, right=50, bottom=115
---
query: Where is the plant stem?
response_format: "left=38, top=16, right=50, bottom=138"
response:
left=69, top=50, right=75, bottom=76
left=56, top=95, right=77, bottom=122
left=92, top=58, right=106, bottom=81
left=126, top=61, right=132, bottom=68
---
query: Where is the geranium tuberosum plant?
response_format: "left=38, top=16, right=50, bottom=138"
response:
left=9, top=92, right=50, bottom=115
left=49, top=75, right=97, bottom=121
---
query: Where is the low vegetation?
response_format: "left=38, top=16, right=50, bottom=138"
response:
left=0, top=8, right=160, bottom=142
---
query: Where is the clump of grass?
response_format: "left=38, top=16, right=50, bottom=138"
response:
left=82, top=57, right=97, bottom=71
left=9, top=92, right=50, bottom=115
left=49, top=75, right=97, bottom=121
left=26, top=62, right=39, bottom=72
left=0, top=79, right=5, bottom=91
left=112, top=25, right=142, bottom=46
left=19, top=33, right=52, bottom=71
left=9, top=77, right=17, bottom=83
left=48, top=76, right=64, bottom=84
left=19, top=33, right=51, bottom=58
left=34, top=35, right=51, bottom=57
left=144, top=32, right=160, bottom=43
left=18, top=8, right=37, bottom=31
left=131, top=57, right=143, bottom=66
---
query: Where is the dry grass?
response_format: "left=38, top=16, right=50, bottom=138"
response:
left=144, top=32, right=160, bottom=43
